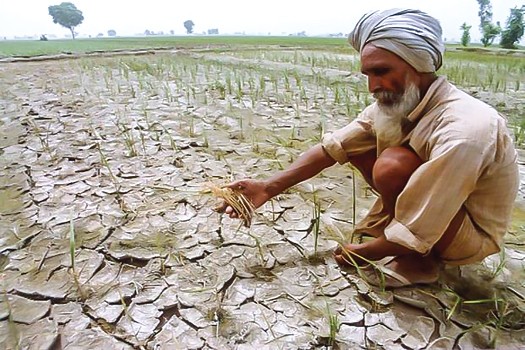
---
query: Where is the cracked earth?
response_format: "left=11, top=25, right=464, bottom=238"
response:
left=0, top=47, right=524, bottom=349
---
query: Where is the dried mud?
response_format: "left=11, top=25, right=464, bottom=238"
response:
left=0, top=48, right=524, bottom=349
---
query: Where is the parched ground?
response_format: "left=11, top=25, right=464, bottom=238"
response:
left=0, top=48, right=524, bottom=350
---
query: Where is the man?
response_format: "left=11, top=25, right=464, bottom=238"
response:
left=219, top=9, right=519, bottom=287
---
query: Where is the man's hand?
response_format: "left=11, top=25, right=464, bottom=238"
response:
left=215, top=179, right=272, bottom=219
left=215, top=144, right=336, bottom=222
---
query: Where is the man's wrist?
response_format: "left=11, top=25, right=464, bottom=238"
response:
left=262, top=179, right=283, bottom=199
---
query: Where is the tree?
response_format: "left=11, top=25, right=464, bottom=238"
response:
left=48, top=2, right=84, bottom=40
left=481, top=22, right=501, bottom=46
left=500, top=6, right=525, bottom=49
left=476, top=0, right=501, bottom=47
left=107, top=29, right=117, bottom=37
left=460, top=23, right=472, bottom=46
left=184, top=20, right=195, bottom=34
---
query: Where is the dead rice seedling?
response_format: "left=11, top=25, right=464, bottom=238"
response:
left=206, top=182, right=255, bottom=227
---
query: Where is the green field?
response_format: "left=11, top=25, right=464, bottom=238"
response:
left=0, top=36, right=350, bottom=58
left=2, top=35, right=524, bottom=58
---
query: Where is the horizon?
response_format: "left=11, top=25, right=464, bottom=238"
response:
left=1, top=1, right=524, bottom=44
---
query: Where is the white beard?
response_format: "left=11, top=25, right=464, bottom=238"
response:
left=373, top=82, right=420, bottom=148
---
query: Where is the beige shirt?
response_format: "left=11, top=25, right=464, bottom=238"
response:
left=322, top=76, right=519, bottom=255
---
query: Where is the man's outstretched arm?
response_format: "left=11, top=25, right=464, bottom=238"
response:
left=264, top=144, right=337, bottom=198
left=221, top=144, right=337, bottom=218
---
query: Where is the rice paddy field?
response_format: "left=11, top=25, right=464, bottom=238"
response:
left=0, top=36, right=524, bottom=349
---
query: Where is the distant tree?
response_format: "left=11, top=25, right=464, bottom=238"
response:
left=500, top=6, right=525, bottom=49
left=184, top=20, right=194, bottom=34
left=40, top=34, right=48, bottom=41
left=107, top=29, right=117, bottom=37
left=170, top=30, right=175, bottom=35
left=144, top=29, right=152, bottom=36
left=476, top=0, right=501, bottom=46
left=482, top=22, right=501, bottom=46
left=48, top=2, right=84, bottom=40
left=460, top=23, right=472, bottom=46
left=207, top=28, right=219, bottom=35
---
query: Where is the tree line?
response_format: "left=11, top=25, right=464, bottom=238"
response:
left=46, top=2, right=197, bottom=39
left=460, top=0, right=524, bottom=48
left=46, top=1, right=524, bottom=49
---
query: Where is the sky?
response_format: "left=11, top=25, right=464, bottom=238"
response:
left=1, top=0, right=524, bottom=43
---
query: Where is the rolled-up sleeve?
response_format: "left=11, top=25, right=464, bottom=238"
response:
left=384, top=137, right=488, bottom=254
left=321, top=108, right=377, bottom=164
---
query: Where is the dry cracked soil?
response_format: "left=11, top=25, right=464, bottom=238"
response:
left=0, top=48, right=524, bottom=349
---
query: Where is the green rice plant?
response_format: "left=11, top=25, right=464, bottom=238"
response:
left=69, top=217, right=87, bottom=300
left=484, top=298, right=517, bottom=348
left=489, top=249, right=507, bottom=279
left=323, top=228, right=387, bottom=292
left=188, top=113, right=195, bottom=138
left=235, top=76, right=243, bottom=101
left=325, top=301, right=340, bottom=347
left=333, top=85, right=341, bottom=104
left=310, top=55, right=317, bottom=68
left=96, top=143, right=119, bottom=189
left=312, top=191, right=322, bottom=255
left=150, top=122, right=179, bottom=153
left=162, top=82, right=173, bottom=102
left=452, top=295, right=517, bottom=349
left=117, top=288, right=130, bottom=320
left=340, top=245, right=386, bottom=291
left=237, top=112, right=244, bottom=141
left=185, top=85, right=192, bottom=109
left=283, top=71, right=290, bottom=91
left=113, top=117, right=138, bottom=157
left=96, top=143, right=132, bottom=213
left=247, top=232, right=267, bottom=266
left=212, top=80, right=227, bottom=99
left=293, top=71, right=302, bottom=90
left=259, top=75, right=266, bottom=92
left=251, top=136, right=260, bottom=154
left=27, top=118, right=55, bottom=160
left=351, top=167, right=357, bottom=231
left=299, top=86, right=308, bottom=110
left=226, top=74, right=232, bottom=95
left=202, top=131, right=209, bottom=148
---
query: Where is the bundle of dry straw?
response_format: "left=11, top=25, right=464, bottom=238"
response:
left=206, top=183, right=255, bottom=227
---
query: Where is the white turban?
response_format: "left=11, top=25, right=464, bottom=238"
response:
left=349, top=8, right=445, bottom=73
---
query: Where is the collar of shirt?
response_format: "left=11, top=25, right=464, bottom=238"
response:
left=406, top=76, right=449, bottom=123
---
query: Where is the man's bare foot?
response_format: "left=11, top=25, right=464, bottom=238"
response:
left=386, top=254, right=441, bottom=284
left=333, top=244, right=370, bottom=266
left=360, top=254, right=441, bottom=288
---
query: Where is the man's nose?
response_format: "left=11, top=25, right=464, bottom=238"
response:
left=368, top=77, right=382, bottom=94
